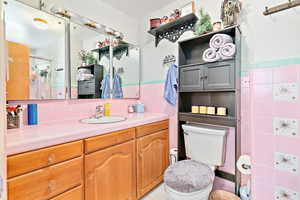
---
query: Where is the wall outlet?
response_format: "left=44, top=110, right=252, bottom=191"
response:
left=275, top=186, right=299, bottom=200
left=273, top=83, right=298, bottom=102
left=273, top=118, right=298, bottom=137
left=274, top=152, right=298, bottom=173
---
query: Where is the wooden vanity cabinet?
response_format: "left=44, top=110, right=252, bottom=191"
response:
left=7, top=141, right=84, bottom=200
left=85, top=140, right=137, bottom=200
left=136, top=129, right=169, bottom=198
left=7, top=120, right=169, bottom=200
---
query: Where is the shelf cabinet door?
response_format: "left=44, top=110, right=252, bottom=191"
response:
left=85, top=141, right=136, bottom=200
left=203, top=60, right=235, bottom=90
left=137, top=130, right=169, bottom=199
left=179, top=65, right=204, bottom=92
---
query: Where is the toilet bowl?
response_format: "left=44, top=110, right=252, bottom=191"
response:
left=165, top=182, right=213, bottom=200
left=164, top=124, right=228, bottom=200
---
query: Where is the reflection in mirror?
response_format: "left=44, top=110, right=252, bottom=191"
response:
left=112, top=42, right=140, bottom=99
left=5, top=0, right=66, bottom=100
left=70, top=22, right=109, bottom=99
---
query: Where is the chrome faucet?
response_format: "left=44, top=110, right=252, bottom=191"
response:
left=95, top=105, right=104, bottom=119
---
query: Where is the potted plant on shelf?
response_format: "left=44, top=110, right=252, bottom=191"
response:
left=194, top=8, right=213, bottom=36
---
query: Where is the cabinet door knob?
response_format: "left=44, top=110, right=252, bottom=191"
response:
left=48, top=180, right=56, bottom=191
left=48, top=154, right=56, bottom=164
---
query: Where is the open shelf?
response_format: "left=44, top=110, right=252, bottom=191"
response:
left=148, top=13, right=198, bottom=36
left=148, top=13, right=198, bottom=46
left=178, top=26, right=238, bottom=66
left=92, top=42, right=129, bottom=60
left=179, top=58, right=235, bottom=68
left=179, top=112, right=237, bottom=127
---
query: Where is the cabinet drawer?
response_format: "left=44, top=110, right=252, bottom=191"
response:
left=136, top=120, right=169, bottom=138
left=8, top=157, right=83, bottom=200
left=51, top=185, right=83, bottom=200
left=78, top=80, right=95, bottom=95
left=8, top=140, right=83, bottom=178
left=85, top=128, right=135, bottom=154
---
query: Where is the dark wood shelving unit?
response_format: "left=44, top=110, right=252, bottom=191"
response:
left=177, top=25, right=242, bottom=194
left=179, top=112, right=237, bottom=127
left=148, top=13, right=198, bottom=47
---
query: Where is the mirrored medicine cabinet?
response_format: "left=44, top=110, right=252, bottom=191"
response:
left=4, top=0, right=140, bottom=101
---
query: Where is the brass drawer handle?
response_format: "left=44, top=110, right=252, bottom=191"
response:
left=48, top=180, right=56, bottom=191
left=48, top=154, right=56, bottom=164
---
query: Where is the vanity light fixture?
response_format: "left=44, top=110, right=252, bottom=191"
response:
left=33, top=18, right=49, bottom=30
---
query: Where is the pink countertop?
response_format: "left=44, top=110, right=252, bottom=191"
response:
left=7, top=113, right=169, bottom=155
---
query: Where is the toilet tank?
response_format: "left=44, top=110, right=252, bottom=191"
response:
left=182, top=124, right=228, bottom=167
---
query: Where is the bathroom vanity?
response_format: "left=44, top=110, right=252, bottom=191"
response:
left=7, top=116, right=169, bottom=200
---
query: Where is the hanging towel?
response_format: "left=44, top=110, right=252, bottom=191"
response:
left=101, top=74, right=110, bottom=99
left=219, top=43, right=236, bottom=60
left=203, top=48, right=221, bottom=63
left=210, top=34, right=233, bottom=50
left=164, top=64, right=178, bottom=105
left=100, top=74, right=124, bottom=99
left=113, top=74, right=123, bottom=99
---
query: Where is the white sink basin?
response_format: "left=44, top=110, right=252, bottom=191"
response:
left=81, top=116, right=127, bottom=124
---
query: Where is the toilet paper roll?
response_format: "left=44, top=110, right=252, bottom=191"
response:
left=237, top=155, right=251, bottom=175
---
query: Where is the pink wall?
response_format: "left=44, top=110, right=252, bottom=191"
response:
left=248, top=64, right=300, bottom=199
left=140, top=83, right=178, bottom=148
left=10, top=99, right=137, bottom=125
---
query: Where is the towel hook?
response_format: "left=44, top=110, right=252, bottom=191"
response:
left=163, top=55, right=176, bottom=66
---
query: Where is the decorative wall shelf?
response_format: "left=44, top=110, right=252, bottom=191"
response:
left=148, top=13, right=198, bottom=47
left=92, top=43, right=129, bottom=61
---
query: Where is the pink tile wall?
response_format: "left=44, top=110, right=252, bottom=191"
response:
left=249, top=64, right=300, bottom=199
left=10, top=99, right=137, bottom=125
left=139, top=83, right=178, bottom=148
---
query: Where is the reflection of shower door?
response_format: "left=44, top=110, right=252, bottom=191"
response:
left=29, top=57, right=52, bottom=99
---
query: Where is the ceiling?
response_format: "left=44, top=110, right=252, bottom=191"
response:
left=5, top=0, right=65, bottom=49
left=103, top=0, right=174, bottom=18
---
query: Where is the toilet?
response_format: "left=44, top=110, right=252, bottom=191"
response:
left=164, top=124, right=228, bottom=200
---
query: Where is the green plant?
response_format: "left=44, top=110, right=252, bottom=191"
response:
left=194, top=8, right=213, bottom=36
left=86, top=52, right=97, bottom=64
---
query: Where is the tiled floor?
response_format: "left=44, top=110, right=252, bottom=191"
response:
left=141, top=184, right=167, bottom=200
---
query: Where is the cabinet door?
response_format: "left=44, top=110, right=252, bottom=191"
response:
left=179, top=65, right=204, bottom=92
left=85, top=141, right=136, bottom=200
left=137, top=130, right=169, bottom=199
left=204, top=60, right=235, bottom=90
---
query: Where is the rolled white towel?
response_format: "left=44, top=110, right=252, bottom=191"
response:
left=203, top=48, right=221, bottom=63
left=219, top=43, right=236, bottom=60
left=210, top=34, right=233, bottom=50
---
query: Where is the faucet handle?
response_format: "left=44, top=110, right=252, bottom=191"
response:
left=95, top=105, right=104, bottom=118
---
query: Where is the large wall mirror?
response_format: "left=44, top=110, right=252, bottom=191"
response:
left=112, top=42, right=140, bottom=99
left=70, top=22, right=110, bottom=99
left=70, top=23, right=140, bottom=99
left=5, top=0, right=140, bottom=101
left=5, top=0, right=67, bottom=100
